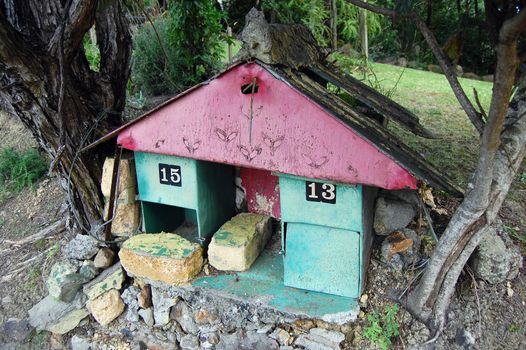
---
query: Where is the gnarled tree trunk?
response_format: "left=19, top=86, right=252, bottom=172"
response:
left=346, top=0, right=526, bottom=336
left=0, top=1, right=132, bottom=233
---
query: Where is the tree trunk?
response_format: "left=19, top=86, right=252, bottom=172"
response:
left=330, top=0, right=338, bottom=50
left=407, top=17, right=526, bottom=331
left=0, top=1, right=132, bottom=234
left=346, top=0, right=526, bottom=335
left=359, top=7, right=368, bottom=59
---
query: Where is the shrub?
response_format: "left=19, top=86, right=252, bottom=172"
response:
left=0, top=148, right=48, bottom=193
left=132, top=1, right=224, bottom=96
left=363, top=304, right=400, bottom=350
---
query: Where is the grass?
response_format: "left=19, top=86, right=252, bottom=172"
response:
left=0, top=147, right=48, bottom=195
left=47, top=243, right=60, bottom=258
left=23, top=266, right=41, bottom=290
left=351, top=63, right=493, bottom=187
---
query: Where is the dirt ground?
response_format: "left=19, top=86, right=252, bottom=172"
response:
left=0, top=111, right=525, bottom=349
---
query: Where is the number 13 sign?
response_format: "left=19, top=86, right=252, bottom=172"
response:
left=306, top=181, right=336, bottom=204
left=159, top=164, right=182, bottom=187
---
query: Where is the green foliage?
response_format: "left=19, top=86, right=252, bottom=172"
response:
left=83, top=33, right=100, bottom=72
left=260, top=0, right=382, bottom=48
left=132, top=1, right=224, bottom=96
left=505, top=225, right=526, bottom=245
left=363, top=304, right=400, bottom=350
left=47, top=243, right=60, bottom=259
left=0, top=148, right=48, bottom=193
left=24, top=266, right=41, bottom=290
left=35, top=238, right=47, bottom=251
left=331, top=52, right=400, bottom=99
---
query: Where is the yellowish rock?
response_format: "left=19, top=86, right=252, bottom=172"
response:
left=83, top=263, right=125, bottom=300
left=208, top=213, right=272, bottom=271
left=93, top=248, right=115, bottom=269
left=119, top=233, right=203, bottom=285
left=86, top=289, right=125, bottom=326
left=101, top=156, right=137, bottom=204
left=110, top=202, right=140, bottom=236
left=47, top=309, right=89, bottom=334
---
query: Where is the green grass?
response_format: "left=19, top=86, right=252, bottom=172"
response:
left=24, top=266, right=41, bottom=290
left=351, top=63, right=493, bottom=187
left=0, top=147, right=48, bottom=194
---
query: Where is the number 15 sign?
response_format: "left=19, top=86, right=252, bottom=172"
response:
left=306, top=181, right=336, bottom=204
left=159, top=164, right=182, bottom=186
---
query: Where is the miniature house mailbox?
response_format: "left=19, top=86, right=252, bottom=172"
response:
left=93, top=60, right=460, bottom=301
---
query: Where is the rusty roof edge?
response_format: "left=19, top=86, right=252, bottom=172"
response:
left=80, top=60, right=248, bottom=152
left=261, top=64, right=463, bottom=196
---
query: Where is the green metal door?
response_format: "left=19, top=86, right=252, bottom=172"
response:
left=284, top=223, right=361, bottom=298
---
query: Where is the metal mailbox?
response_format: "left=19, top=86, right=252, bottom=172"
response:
left=134, top=151, right=234, bottom=243
left=89, top=60, right=460, bottom=302
left=280, top=175, right=375, bottom=298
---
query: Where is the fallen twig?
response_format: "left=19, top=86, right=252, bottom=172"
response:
left=465, top=266, right=483, bottom=344
left=0, top=247, right=52, bottom=283
left=422, top=204, right=438, bottom=242
left=14, top=247, right=52, bottom=268
left=3, top=220, right=64, bottom=246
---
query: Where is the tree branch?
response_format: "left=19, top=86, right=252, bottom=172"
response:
left=499, top=7, right=526, bottom=44
left=95, top=1, right=132, bottom=114
left=345, top=0, right=395, bottom=17
left=345, top=0, right=486, bottom=134
left=48, top=0, right=97, bottom=62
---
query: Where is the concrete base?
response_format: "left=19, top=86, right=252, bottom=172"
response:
left=192, top=250, right=359, bottom=324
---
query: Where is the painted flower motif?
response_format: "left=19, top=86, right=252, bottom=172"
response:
left=183, top=138, right=201, bottom=154
left=238, top=145, right=262, bottom=162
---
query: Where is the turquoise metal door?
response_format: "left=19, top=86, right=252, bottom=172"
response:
left=135, top=152, right=198, bottom=209
left=279, top=174, right=366, bottom=298
left=284, top=223, right=361, bottom=297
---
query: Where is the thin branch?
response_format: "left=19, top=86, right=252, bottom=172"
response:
left=3, top=220, right=65, bottom=246
left=473, top=88, right=488, bottom=120
left=345, top=0, right=395, bottom=18
left=413, top=17, right=485, bottom=134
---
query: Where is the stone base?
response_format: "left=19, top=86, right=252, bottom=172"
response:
left=86, top=289, right=125, bottom=326
left=119, top=233, right=204, bottom=285
left=110, top=202, right=140, bottom=236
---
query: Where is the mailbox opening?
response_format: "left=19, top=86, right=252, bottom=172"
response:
left=135, top=152, right=236, bottom=244
left=141, top=202, right=199, bottom=242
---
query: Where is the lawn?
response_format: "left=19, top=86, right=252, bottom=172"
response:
left=352, top=63, right=494, bottom=188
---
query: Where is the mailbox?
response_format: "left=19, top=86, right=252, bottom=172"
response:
left=280, top=175, right=375, bottom=298
left=90, top=60, right=460, bottom=304
left=134, top=152, right=234, bottom=243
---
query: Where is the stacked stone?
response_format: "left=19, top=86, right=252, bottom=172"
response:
left=28, top=234, right=123, bottom=334
left=101, top=156, right=139, bottom=237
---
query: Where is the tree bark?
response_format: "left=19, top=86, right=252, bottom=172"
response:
left=330, top=0, right=338, bottom=50
left=0, top=1, right=132, bottom=234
